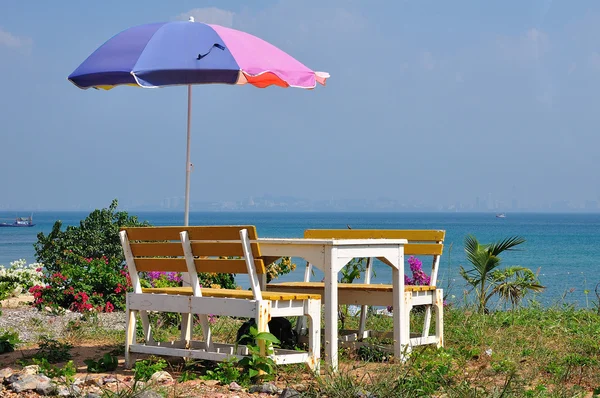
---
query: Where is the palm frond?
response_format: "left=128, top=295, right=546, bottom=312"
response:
left=488, top=236, right=526, bottom=255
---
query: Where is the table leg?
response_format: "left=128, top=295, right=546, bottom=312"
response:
left=324, top=261, right=338, bottom=371
left=392, top=246, right=408, bottom=361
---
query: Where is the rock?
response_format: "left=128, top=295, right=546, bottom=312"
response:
left=86, top=385, right=103, bottom=395
left=149, top=370, right=173, bottom=384
left=57, top=384, right=81, bottom=397
left=10, top=374, right=40, bottom=393
left=249, top=382, right=280, bottom=394
left=102, top=375, right=118, bottom=384
left=6, top=373, right=21, bottom=384
left=82, top=375, right=103, bottom=386
left=85, top=393, right=102, bottom=398
left=22, top=364, right=40, bottom=375
left=355, top=389, right=376, bottom=398
left=137, top=390, right=164, bottom=398
left=36, top=379, right=57, bottom=395
left=293, top=383, right=307, bottom=392
left=72, top=377, right=85, bottom=386
left=0, top=367, right=14, bottom=381
left=229, top=381, right=242, bottom=391
left=280, top=387, right=300, bottom=398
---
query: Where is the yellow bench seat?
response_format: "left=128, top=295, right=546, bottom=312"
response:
left=267, top=281, right=437, bottom=294
left=142, top=286, right=321, bottom=301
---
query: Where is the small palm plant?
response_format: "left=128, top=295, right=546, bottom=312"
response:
left=460, top=235, right=544, bottom=313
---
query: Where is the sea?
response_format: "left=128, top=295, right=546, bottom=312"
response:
left=1, top=211, right=599, bottom=308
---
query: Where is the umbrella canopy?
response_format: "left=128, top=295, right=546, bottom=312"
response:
left=68, top=18, right=329, bottom=224
left=68, top=19, right=329, bottom=89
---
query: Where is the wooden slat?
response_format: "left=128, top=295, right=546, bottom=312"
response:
left=130, top=241, right=261, bottom=258
left=304, top=229, right=445, bottom=242
left=194, top=259, right=266, bottom=275
left=141, top=287, right=320, bottom=301
left=122, top=225, right=260, bottom=242
left=134, top=258, right=188, bottom=272
left=130, top=242, right=183, bottom=257
left=405, top=243, right=444, bottom=256
left=190, top=242, right=261, bottom=257
left=134, top=258, right=265, bottom=274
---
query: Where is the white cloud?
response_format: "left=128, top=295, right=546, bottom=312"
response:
left=0, top=27, right=32, bottom=50
left=175, top=7, right=235, bottom=27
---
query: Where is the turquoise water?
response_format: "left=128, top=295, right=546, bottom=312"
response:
left=1, top=211, right=599, bottom=307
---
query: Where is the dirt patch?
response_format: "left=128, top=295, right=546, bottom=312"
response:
left=1, top=294, right=34, bottom=309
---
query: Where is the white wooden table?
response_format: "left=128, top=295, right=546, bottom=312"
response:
left=257, top=238, right=407, bottom=371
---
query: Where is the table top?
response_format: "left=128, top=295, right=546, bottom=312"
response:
left=256, top=237, right=408, bottom=245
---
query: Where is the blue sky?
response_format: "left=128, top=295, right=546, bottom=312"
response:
left=1, top=1, right=600, bottom=211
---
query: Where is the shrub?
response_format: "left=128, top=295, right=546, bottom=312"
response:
left=266, top=257, right=296, bottom=283
left=34, top=199, right=149, bottom=275
left=0, top=330, right=20, bottom=353
left=0, top=259, right=44, bottom=300
left=29, top=252, right=131, bottom=312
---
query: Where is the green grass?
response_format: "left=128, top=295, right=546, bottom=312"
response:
left=306, top=305, right=600, bottom=397
left=10, top=305, right=599, bottom=397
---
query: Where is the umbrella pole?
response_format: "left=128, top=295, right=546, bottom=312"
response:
left=184, top=85, right=192, bottom=226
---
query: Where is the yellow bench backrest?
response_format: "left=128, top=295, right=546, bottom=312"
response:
left=304, top=229, right=444, bottom=256
left=121, top=225, right=265, bottom=274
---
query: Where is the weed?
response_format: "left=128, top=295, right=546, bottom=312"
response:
left=237, top=326, right=280, bottom=382
left=32, top=357, right=76, bottom=381
left=33, top=336, right=72, bottom=363
left=85, top=353, right=119, bottom=373
left=356, top=344, right=390, bottom=362
left=0, top=329, right=20, bottom=353
left=203, top=358, right=244, bottom=385
left=133, top=356, right=167, bottom=381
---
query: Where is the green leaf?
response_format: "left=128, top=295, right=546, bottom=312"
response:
left=255, top=332, right=280, bottom=344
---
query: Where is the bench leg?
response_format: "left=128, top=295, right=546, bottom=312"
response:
left=305, top=298, right=321, bottom=373
left=421, top=304, right=432, bottom=340
left=256, top=301, right=271, bottom=357
left=295, top=315, right=307, bottom=337
left=140, top=310, right=153, bottom=344
left=400, top=291, right=413, bottom=361
left=125, top=308, right=137, bottom=369
left=435, top=289, right=444, bottom=348
left=181, top=313, right=192, bottom=347
left=358, top=304, right=369, bottom=340
left=198, top=314, right=213, bottom=351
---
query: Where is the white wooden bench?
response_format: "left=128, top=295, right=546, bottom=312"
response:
left=120, top=225, right=321, bottom=371
left=267, top=229, right=444, bottom=350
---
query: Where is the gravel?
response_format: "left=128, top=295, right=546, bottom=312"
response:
left=0, top=308, right=126, bottom=342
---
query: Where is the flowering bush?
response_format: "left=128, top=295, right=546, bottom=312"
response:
left=144, top=271, right=183, bottom=288
left=266, top=257, right=296, bottom=283
left=29, top=251, right=131, bottom=313
left=0, top=259, right=45, bottom=300
left=404, top=256, right=431, bottom=286
left=387, top=256, right=431, bottom=313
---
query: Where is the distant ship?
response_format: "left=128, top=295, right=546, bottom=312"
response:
left=0, top=215, right=35, bottom=227
left=496, top=213, right=506, bottom=218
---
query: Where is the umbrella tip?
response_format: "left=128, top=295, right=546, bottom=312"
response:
left=189, top=16, right=195, bottom=22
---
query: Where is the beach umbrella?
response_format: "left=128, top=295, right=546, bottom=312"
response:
left=68, top=17, right=329, bottom=225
